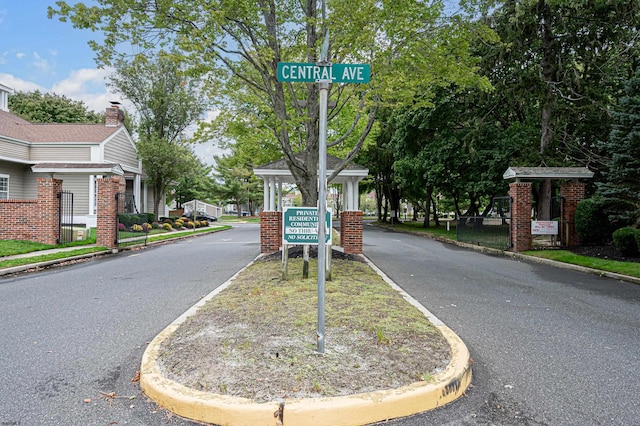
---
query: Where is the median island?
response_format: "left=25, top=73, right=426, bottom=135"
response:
left=142, top=250, right=471, bottom=425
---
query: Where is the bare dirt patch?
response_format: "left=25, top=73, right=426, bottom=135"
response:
left=156, top=255, right=451, bottom=404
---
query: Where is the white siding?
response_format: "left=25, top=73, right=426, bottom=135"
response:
left=0, top=139, right=29, bottom=161
left=30, top=145, right=91, bottom=162
left=0, top=160, right=31, bottom=199
left=104, top=132, right=139, bottom=170
left=57, top=173, right=91, bottom=215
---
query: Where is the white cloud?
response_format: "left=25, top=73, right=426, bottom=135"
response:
left=16, top=52, right=25, bottom=60
left=31, top=51, right=52, bottom=73
left=51, top=67, right=125, bottom=112
left=0, top=73, right=44, bottom=92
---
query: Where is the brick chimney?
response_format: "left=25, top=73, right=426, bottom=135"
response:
left=105, top=101, right=125, bottom=127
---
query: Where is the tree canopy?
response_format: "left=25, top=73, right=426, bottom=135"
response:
left=8, top=90, right=103, bottom=123
left=107, top=50, right=210, bottom=218
left=49, top=0, right=492, bottom=206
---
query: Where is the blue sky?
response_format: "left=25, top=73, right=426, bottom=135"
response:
left=0, top=0, right=221, bottom=164
left=0, top=0, right=113, bottom=111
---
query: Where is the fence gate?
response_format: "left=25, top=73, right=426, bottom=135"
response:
left=456, top=196, right=512, bottom=250
left=57, top=191, right=74, bottom=244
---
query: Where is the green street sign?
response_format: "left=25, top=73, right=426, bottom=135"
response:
left=283, top=207, right=332, bottom=245
left=277, top=62, right=370, bottom=84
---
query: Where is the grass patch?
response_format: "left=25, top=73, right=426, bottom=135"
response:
left=158, top=257, right=452, bottom=402
left=219, top=215, right=261, bottom=223
left=146, top=225, right=231, bottom=243
left=523, top=250, right=640, bottom=279
left=376, top=220, right=457, bottom=241
left=0, top=247, right=107, bottom=269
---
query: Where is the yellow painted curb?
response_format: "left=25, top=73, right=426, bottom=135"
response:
left=140, top=256, right=472, bottom=426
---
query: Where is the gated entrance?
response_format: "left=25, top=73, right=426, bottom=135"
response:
left=57, top=190, right=75, bottom=244
left=456, top=196, right=512, bottom=250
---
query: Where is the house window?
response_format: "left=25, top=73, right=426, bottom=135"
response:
left=0, top=174, right=8, bottom=200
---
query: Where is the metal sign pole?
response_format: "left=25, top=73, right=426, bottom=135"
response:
left=316, top=29, right=330, bottom=354
left=317, top=78, right=328, bottom=354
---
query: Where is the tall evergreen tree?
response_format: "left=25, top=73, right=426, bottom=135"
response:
left=597, top=69, right=640, bottom=204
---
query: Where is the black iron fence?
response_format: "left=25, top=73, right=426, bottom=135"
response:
left=456, top=196, right=512, bottom=250
left=115, top=192, right=149, bottom=246
left=57, top=191, right=75, bottom=244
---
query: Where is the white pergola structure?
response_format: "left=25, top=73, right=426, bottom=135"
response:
left=253, top=154, right=369, bottom=213
left=253, top=154, right=369, bottom=254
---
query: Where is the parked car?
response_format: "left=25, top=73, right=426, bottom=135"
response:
left=183, top=211, right=218, bottom=222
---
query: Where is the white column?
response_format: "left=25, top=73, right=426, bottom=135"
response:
left=342, top=183, right=347, bottom=213
left=346, top=179, right=354, bottom=211
left=269, top=177, right=276, bottom=212
left=277, top=180, right=283, bottom=212
left=353, top=178, right=360, bottom=211
left=134, top=174, right=141, bottom=213
left=263, top=178, right=269, bottom=212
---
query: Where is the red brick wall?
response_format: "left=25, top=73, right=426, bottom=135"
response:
left=560, top=181, right=586, bottom=247
left=96, top=176, right=124, bottom=249
left=509, top=182, right=532, bottom=252
left=0, top=178, right=61, bottom=245
left=340, top=211, right=363, bottom=254
left=260, top=211, right=282, bottom=254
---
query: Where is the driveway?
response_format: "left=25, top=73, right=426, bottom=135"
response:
left=363, top=224, right=640, bottom=425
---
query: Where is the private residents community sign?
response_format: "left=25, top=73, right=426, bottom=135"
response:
left=283, top=207, right=332, bottom=245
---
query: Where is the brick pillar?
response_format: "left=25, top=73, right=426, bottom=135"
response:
left=260, top=211, right=282, bottom=254
left=96, top=176, right=124, bottom=249
left=560, top=181, right=586, bottom=247
left=340, top=211, right=363, bottom=254
left=37, top=177, right=63, bottom=245
left=509, top=182, right=532, bottom=252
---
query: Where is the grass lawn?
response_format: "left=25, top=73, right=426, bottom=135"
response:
left=523, top=249, right=640, bottom=279
left=375, top=220, right=457, bottom=241
left=0, top=225, right=231, bottom=269
left=375, top=220, right=640, bottom=280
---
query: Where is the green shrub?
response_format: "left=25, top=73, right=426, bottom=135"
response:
left=162, top=223, right=173, bottom=231
left=612, top=227, right=639, bottom=256
left=575, top=197, right=638, bottom=244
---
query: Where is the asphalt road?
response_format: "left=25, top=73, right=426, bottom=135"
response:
left=363, top=224, right=640, bottom=426
left=2, top=223, right=639, bottom=425
left=0, top=224, right=259, bottom=426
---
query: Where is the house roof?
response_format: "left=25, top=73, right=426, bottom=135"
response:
left=503, top=166, right=594, bottom=181
left=0, top=109, right=121, bottom=143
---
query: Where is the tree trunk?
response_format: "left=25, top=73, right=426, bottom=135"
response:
left=537, top=179, right=552, bottom=220
left=539, top=0, right=555, bottom=157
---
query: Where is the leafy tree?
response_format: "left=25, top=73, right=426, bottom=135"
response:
left=137, top=135, right=197, bottom=218
left=213, top=154, right=262, bottom=216
left=49, top=0, right=491, bottom=207
left=107, top=51, right=210, bottom=218
left=171, top=155, right=216, bottom=208
left=8, top=90, right=103, bottom=123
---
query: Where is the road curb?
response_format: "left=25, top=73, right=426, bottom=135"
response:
left=139, top=255, right=472, bottom=426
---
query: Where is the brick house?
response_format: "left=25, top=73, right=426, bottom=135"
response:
left=0, top=84, right=163, bottom=228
